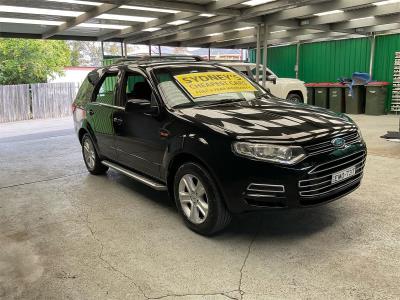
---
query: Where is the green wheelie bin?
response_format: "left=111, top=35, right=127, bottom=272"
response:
left=345, top=85, right=365, bottom=114
left=305, top=83, right=316, bottom=105
left=365, top=82, right=390, bottom=115
left=329, top=83, right=346, bottom=113
left=314, top=83, right=330, bottom=108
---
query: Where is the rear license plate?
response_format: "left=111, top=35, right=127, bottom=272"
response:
left=331, top=166, right=356, bottom=184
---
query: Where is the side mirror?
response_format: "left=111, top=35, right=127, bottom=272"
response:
left=267, top=75, right=277, bottom=85
left=125, top=99, right=158, bottom=115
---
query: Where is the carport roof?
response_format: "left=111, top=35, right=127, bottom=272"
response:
left=1, top=0, right=400, bottom=47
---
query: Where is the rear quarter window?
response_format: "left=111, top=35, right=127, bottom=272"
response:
left=74, top=77, right=95, bottom=107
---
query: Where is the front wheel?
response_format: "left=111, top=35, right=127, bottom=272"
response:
left=173, top=162, right=232, bottom=235
left=82, top=133, right=108, bottom=175
left=287, top=93, right=303, bottom=103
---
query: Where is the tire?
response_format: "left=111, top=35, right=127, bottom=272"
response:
left=173, top=162, right=232, bottom=236
left=287, top=93, right=303, bottom=103
left=81, top=133, right=108, bottom=175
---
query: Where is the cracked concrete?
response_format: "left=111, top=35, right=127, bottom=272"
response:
left=1, top=115, right=400, bottom=299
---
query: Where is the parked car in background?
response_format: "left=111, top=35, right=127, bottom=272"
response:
left=220, top=62, right=307, bottom=103
left=73, top=56, right=366, bottom=236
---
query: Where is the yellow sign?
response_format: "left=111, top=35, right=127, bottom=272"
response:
left=174, top=71, right=257, bottom=98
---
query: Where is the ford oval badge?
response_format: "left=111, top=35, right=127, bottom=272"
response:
left=331, top=137, right=346, bottom=149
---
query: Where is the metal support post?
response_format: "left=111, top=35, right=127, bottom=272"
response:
left=255, top=25, right=261, bottom=83
left=262, top=23, right=268, bottom=88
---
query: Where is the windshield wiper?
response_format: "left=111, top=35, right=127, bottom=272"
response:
left=197, top=98, right=245, bottom=106
left=172, top=102, right=196, bottom=109
left=255, top=93, right=270, bottom=100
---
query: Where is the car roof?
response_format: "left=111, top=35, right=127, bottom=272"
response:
left=101, top=58, right=233, bottom=70
left=87, top=58, right=234, bottom=84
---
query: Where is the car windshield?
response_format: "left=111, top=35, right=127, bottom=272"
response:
left=152, top=65, right=268, bottom=108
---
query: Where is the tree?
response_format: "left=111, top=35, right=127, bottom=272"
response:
left=68, top=40, right=103, bottom=67
left=0, top=38, right=71, bottom=85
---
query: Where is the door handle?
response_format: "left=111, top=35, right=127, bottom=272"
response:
left=88, top=109, right=94, bottom=116
left=113, top=117, right=123, bottom=125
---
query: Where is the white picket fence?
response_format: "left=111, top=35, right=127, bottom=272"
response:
left=0, top=82, right=80, bottom=123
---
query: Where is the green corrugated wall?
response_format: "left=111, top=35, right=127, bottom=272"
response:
left=373, top=34, right=400, bottom=111
left=298, top=38, right=371, bottom=82
left=249, top=34, right=400, bottom=110
left=248, top=45, right=297, bottom=78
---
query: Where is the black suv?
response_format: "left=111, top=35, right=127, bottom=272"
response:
left=73, top=57, right=366, bottom=235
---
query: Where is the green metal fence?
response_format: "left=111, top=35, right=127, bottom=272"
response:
left=298, top=38, right=371, bottom=83
left=249, top=33, right=400, bottom=110
left=249, top=45, right=297, bottom=78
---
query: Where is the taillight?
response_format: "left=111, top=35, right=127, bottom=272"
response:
left=71, top=103, right=77, bottom=113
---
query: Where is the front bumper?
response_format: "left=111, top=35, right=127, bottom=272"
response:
left=215, top=143, right=366, bottom=214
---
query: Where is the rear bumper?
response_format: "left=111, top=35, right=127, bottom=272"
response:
left=216, top=145, right=366, bottom=214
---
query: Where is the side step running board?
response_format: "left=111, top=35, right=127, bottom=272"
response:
left=101, top=160, right=167, bottom=191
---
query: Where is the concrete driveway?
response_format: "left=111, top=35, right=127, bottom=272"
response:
left=1, top=116, right=400, bottom=299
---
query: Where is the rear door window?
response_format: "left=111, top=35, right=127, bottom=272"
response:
left=95, top=73, right=118, bottom=105
left=74, top=77, right=95, bottom=106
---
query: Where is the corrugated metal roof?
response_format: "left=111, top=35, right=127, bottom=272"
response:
left=0, top=0, right=399, bottom=47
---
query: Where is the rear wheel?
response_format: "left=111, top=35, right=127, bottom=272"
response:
left=287, top=93, right=303, bottom=103
left=82, top=133, right=108, bottom=175
left=173, top=162, right=231, bottom=235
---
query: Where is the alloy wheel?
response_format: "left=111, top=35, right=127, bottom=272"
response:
left=178, top=174, right=209, bottom=224
left=83, top=139, right=96, bottom=169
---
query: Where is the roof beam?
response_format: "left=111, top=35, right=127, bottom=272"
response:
left=99, top=0, right=249, bottom=41
left=332, top=13, right=400, bottom=31
left=361, top=23, right=400, bottom=34
left=42, top=3, right=119, bottom=39
left=300, top=2, right=400, bottom=27
left=251, top=0, right=392, bottom=25
left=98, top=11, right=197, bottom=41
left=147, top=22, right=257, bottom=45
left=105, top=0, right=241, bottom=16
left=181, top=27, right=320, bottom=47
left=125, top=15, right=237, bottom=44
left=210, top=28, right=364, bottom=48
left=207, top=0, right=249, bottom=10
left=174, top=24, right=306, bottom=47
left=241, top=0, right=330, bottom=18
left=119, top=0, right=317, bottom=45
left=180, top=27, right=258, bottom=47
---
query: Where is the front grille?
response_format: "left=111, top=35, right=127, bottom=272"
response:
left=298, top=151, right=366, bottom=200
left=304, top=131, right=361, bottom=156
left=244, top=183, right=286, bottom=208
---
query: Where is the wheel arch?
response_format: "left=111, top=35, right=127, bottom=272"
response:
left=166, top=152, right=225, bottom=206
left=77, top=123, right=102, bottom=158
left=287, top=90, right=304, bottom=102
left=78, top=128, right=88, bottom=144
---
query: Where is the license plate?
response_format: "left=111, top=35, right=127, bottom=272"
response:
left=331, top=166, right=356, bottom=184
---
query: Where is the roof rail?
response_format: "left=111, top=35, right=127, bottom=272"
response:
left=209, top=59, right=250, bottom=63
left=114, top=55, right=204, bottom=64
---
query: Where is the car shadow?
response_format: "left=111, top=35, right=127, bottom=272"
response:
left=226, top=205, right=339, bottom=240
left=108, top=170, right=340, bottom=240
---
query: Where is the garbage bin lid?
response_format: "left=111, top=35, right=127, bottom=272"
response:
left=328, top=83, right=346, bottom=87
left=313, top=82, right=333, bottom=87
left=367, top=81, right=390, bottom=86
left=305, top=83, right=317, bottom=87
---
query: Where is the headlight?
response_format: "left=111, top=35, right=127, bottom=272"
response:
left=232, top=142, right=306, bottom=165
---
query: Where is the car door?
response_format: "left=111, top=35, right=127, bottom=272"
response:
left=86, top=70, right=121, bottom=160
left=113, top=69, right=165, bottom=179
